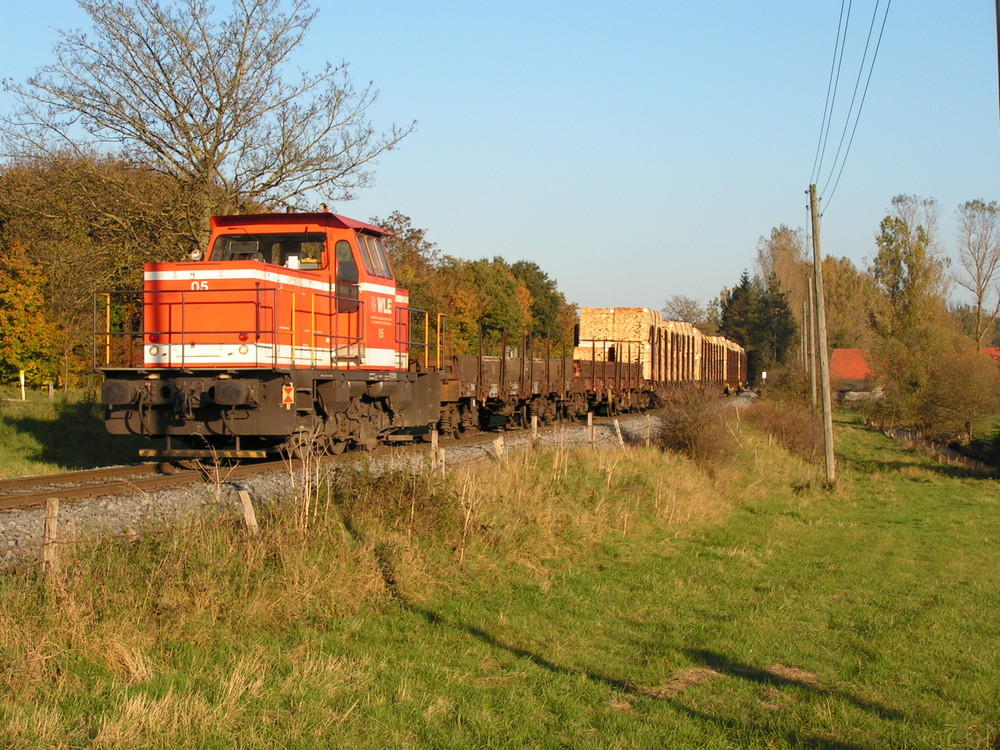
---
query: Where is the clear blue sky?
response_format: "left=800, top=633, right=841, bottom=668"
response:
left=2, top=1, right=998, bottom=310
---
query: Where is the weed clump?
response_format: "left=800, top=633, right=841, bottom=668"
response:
left=655, top=386, right=739, bottom=467
left=743, top=395, right=819, bottom=460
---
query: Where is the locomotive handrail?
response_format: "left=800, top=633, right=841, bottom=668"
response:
left=94, top=286, right=366, bottom=371
left=394, top=304, right=427, bottom=370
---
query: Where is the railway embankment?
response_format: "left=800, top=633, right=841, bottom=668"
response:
left=0, top=413, right=660, bottom=568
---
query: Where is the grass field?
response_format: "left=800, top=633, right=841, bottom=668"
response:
left=0, top=388, right=160, bottom=476
left=0, top=408, right=998, bottom=748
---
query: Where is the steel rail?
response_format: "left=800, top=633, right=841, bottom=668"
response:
left=0, top=410, right=658, bottom=513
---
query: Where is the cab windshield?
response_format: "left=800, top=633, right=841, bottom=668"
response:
left=210, top=232, right=326, bottom=269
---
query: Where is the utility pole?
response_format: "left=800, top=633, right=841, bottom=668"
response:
left=801, top=299, right=808, bottom=370
left=808, top=276, right=818, bottom=421
left=808, top=184, right=836, bottom=485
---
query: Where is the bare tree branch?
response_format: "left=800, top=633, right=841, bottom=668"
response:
left=1, top=0, right=414, bottom=224
left=954, top=199, right=1000, bottom=350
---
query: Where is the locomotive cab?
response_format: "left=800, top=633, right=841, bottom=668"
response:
left=141, top=213, right=410, bottom=372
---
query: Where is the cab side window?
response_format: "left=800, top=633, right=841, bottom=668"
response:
left=356, top=233, right=394, bottom=280
left=369, top=236, right=394, bottom=280
left=335, top=240, right=359, bottom=312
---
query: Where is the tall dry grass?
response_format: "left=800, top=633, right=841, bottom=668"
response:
left=742, top=394, right=819, bottom=461
left=0, top=425, right=823, bottom=747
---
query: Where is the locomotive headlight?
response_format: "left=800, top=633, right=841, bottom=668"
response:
left=149, top=345, right=160, bottom=356
left=238, top=344, right=249, bottom=355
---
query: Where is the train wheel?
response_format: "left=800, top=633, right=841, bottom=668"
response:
left=285, top=431, right=313, bottom=460
left=315, top=435, right=347, bottom=456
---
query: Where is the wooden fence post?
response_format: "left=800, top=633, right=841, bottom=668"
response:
left=430, top=430, right=444, bottom=471
left=614, top=419, right=625, bottom=448
left=238, top=490, right=259, bottom=538
left=41, top=498, right=59, bottom=572
left=588, top=412, right=595, bottom=446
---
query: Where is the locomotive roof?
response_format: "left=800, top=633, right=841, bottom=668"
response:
left=210, top=212, right=389, bottom=236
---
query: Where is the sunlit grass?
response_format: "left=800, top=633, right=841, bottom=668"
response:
left=0, top=410, right=997, bottom=747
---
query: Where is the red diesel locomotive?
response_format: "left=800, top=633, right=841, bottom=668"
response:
left=96, top=211, right=745, bottom=458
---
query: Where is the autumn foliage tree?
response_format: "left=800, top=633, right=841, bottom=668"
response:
left=0, top=156, right=192, bottom=378
left=0, top=237, right=60, bottom=383
left=374, top=213, right=575, bottom=356
left=865, top=195, right=954, bottom=424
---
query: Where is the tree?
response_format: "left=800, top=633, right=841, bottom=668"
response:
left=0, top=238, right=60, bottom=383
left=865, top=195, right=957, bottom=428
left=718, top=270, right=797, bottom=383
left=822, top=256, right=875, bottom=349
left=755, top=274, right=797, bottom=369
left=510, top=260, right=576, bottom=344
left=2, top=0, right=414, bottom=245
left=718, top=271, right=756, bottom=348
left=868, top=195, right=949, bottom=338
left=920, top=347, right=1000, bottom=443
left=954, top=199, right=1000, bottom=351
left=755, top=225, right=808, bottom=322
left=0, top=155, right=191, bottom=376
left=661, top=294, right=716, bottom=333
left=372, top=211, right=442, bottom=316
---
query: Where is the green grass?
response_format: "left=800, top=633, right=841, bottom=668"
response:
left=0, top=388, right=160, bottom=476
left=0, top=411, right=998, bottom=747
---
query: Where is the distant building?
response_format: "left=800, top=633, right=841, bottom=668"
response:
left=829, top=349, right=877, bottom=403
left=830, top=349, right=874, bottom=382
left=982, top=348, right=1000, bottom=366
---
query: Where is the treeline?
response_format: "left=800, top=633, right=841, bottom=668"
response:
left=702, top=195, right=1000, bottom=444
left=0, top=157, right=196, bottom=385
left=0, top=157, right=577, bottom=385
left=372, top=212, right=577, bottom=357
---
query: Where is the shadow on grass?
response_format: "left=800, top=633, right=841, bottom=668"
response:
left=3, top=400, right=160, bottom=470
left=837, top=421, right=995, bottom=481
left=407, top=602, right=637, bottom=694
left=684, top=649, right=903, bottom=721
left=843, top=457, right=991, bottom=481
left=404, top=600, right=900, bottom=750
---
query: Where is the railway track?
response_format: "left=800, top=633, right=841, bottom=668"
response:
left=0, top=411, right=656, bottom=514
left=0, top=460, right=289, bottom=512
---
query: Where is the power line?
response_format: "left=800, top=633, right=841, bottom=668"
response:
left=820, top=0, right=886, bottom=198
left=821, top=0, right=892, bottom=211
left=811, top=0, right=853, bottom=185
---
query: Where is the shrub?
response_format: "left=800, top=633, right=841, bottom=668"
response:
left=655, top=385, right=738, bottom=467
left=919, top=349, right=1000, bottom=444
left=743, top=395, right=819, bottom=460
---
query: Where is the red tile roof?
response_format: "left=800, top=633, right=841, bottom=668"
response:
left=830, top=349, right=874, bottom=380
left=983, top=347, right=1000, bottom=366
